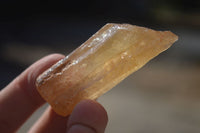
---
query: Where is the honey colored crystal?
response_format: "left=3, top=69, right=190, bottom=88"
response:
left=36, top=23, right=178, bottom=116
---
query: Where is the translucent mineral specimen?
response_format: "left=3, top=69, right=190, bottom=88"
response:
left=36, top=23, right=178, bottom=116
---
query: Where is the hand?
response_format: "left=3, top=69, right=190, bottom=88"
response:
left=0, top=54, right=108, bottom=133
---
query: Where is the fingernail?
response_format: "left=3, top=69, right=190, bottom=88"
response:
left=67, top=124, right=96, bottom=133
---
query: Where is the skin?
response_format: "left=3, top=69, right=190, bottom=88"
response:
left=0, top=54, right=108, bottom=133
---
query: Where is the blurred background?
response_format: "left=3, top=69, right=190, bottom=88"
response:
left=0, top=0, right=200, bottom=132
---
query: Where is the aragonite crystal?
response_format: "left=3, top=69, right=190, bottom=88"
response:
left=36, top=23, right=178, bottom=116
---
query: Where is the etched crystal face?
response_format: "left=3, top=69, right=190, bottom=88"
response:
left=36, top=23, right=178, bottom=116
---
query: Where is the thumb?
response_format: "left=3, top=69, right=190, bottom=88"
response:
left=67, top=100, right=108, bottom=133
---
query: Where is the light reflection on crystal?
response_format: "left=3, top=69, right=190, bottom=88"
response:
left=36, top=23, right=178, bottom=116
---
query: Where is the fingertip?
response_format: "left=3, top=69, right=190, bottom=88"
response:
left=67, top=100, right=108, bottom=133
left=19, top=53, right=65, bottom=87
left=20, top=53, right=65, bottom=106
left=28, top=53, right=65, bottom=80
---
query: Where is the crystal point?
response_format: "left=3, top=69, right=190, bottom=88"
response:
left=36, top=23, right=178, bottom=116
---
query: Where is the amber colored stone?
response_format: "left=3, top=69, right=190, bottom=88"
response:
left=36, top=23, right=178, bottom=116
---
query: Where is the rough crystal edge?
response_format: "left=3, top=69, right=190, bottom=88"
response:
left=36, top=56, right=68, bottom=85
left=36, top=23, right=126, bottom=86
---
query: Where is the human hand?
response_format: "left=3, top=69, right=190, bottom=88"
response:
left=0, top=54, right=108, bottom=133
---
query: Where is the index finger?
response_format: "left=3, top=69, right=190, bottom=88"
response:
left=0, top=54, right=64, bottom=133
